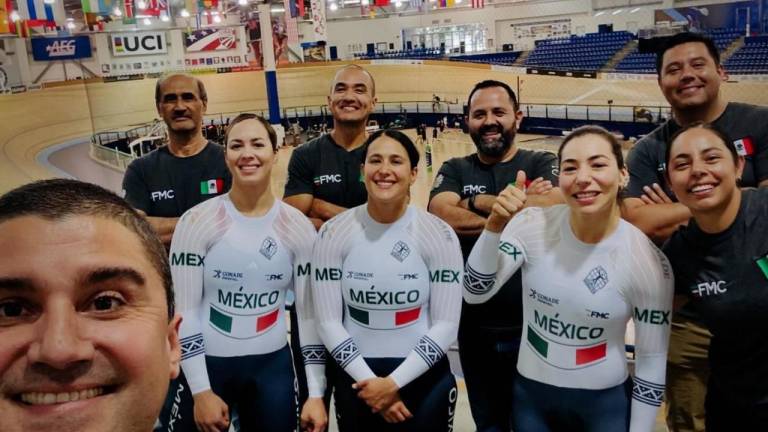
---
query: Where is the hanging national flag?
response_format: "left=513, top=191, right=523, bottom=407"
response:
left=200, top=178, right=224, bottom=194
left=0, top=0, right=9, bottom=33
left=438, top=0, right=446, bottom=7
left=143, top=0, right=167, bottom=16
left=184, top=28, right=237, bottom=51
left=734, top=136, right=754, bottom=156
left=287, top=0, right=298, bottom=17
left=283, top=0, right=299, bottom=44
left=98, top=0, right=112, bottom=14
left=374, top=0, right=388, bottom=5
left=185, top=0, right=197, bottom=14
left=296, top=0, right=305, bottom=17
left=471, top=0, right=483, bottom=8
left=16, top=19, right=30, bottom=37
left=81, top=0, right=100, bottom=14
left=123, top=0, right=134, bottom=17
left=27, top=18, right=56, bottom=32
left=446, top=0, right=454, bottom=6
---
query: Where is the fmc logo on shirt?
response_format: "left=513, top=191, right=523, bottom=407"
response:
left=314, top=174, right=342, bottom=185
left=151, top=189, right=175, bottom=201
left=463, top=184, right=487, bottom=195
left=692, top=280, right=728, bottom=297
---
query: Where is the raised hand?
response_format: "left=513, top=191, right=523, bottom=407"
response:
left=486, top=170, right=527, bottom=233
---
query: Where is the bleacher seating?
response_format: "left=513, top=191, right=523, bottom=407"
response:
left=614, top=50, right=656, bottom=74
left=724, top=35, right=768, bottom=75
left=353, top=47, right=442, bottom=60
left=354, top=28, right=766, bottom=76
left=524, top=31, right=634, bottom=72
left=450, top=51, right=521, bottom=65
left=613, top=28, right=743, bottom=74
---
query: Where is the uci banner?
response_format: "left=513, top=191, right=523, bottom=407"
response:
left=31, top=36, right=92, bottom=61
left=111, top=31, right=167, bottom=56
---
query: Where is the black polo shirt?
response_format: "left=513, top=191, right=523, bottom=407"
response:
left=283, top=134, right=367, bottom=208
left=122, top=141, right=231, bottom=217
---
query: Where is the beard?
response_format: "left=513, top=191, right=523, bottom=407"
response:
left=470, top=123, right=515, bottom=158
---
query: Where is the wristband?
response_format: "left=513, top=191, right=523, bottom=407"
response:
left=468, top=194, right=478, bottom=213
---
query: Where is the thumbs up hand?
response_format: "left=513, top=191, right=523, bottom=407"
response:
left=486, top=170, right=527, bottom=233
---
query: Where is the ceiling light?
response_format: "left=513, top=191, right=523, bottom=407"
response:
left=630, top=7, right=640, bottom=13
left=66, top=21, right=76, bottom=29
left=113, top=6, right=122, bottom=16
left=329, top=2, right=338, bottom=10
left=137, top=0, right=147, bottom=10
left=160, top=14, right=170, bottom=21
left=180, top=8, right=190, bottom=17
left=594, top=11, right=605, bottom=16
left=395, top=0, right=402, bottom=7
left=612, top=9, right=623, bottom=15
left=213, top=14, right=222, bottom=23
left=238, top=0, right=247, bottom=4
left=10, top=11, right=20, bottom=21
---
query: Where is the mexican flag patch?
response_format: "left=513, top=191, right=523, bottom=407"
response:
left=734, top=137, right=754, bottom=157
left=200, top=178, right=224, bottom=195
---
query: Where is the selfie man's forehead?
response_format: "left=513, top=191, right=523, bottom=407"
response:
left=0, top=216, right=160, bottom=295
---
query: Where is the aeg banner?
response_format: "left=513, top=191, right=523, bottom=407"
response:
left=31, top=37, right=92, bottom=61
left=111, top=32, right=167, bottom=56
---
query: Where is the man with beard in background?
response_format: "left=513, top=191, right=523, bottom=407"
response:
left=429, top=80, right=562, bottom=432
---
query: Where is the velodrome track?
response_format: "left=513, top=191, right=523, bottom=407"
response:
left=3, top=60, right=768, bottom=196
left=1, top=60, right=762, bottom=431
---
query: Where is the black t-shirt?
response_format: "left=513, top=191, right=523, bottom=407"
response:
left=663, top=188, right=768, bottom=405
left=627, top=102, right=768, bottom=199
left=283, top=133, right=367, bottom=208
left=429, top=149, right=559, bottom=330
left=122, top=141, right=231, bottom=217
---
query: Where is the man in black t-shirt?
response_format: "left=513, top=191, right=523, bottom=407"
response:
left=283, top=64, right=376, bottom=419
left=122, top=74, right=231, bottom=246
left=429, top=80, right=562, bottom=432
left=283, top=64, right=374, bottom=229
left=622, top=33, right=768, bottom=432
left=122, top=73, right=231, bottom=432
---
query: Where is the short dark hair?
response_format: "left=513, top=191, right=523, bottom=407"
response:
left=0, top=179, right=174, bottom=320
left=666, top=121, right=737, bottom=169
left=224, top=113, right=278, bottom=151
left=656, top=32, right=720, bottom=76
left=363, top=129, right=420, bottom=169
left=155, top=73, right=208, bottom=105
left=467, top=80, right=519, bottom=111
